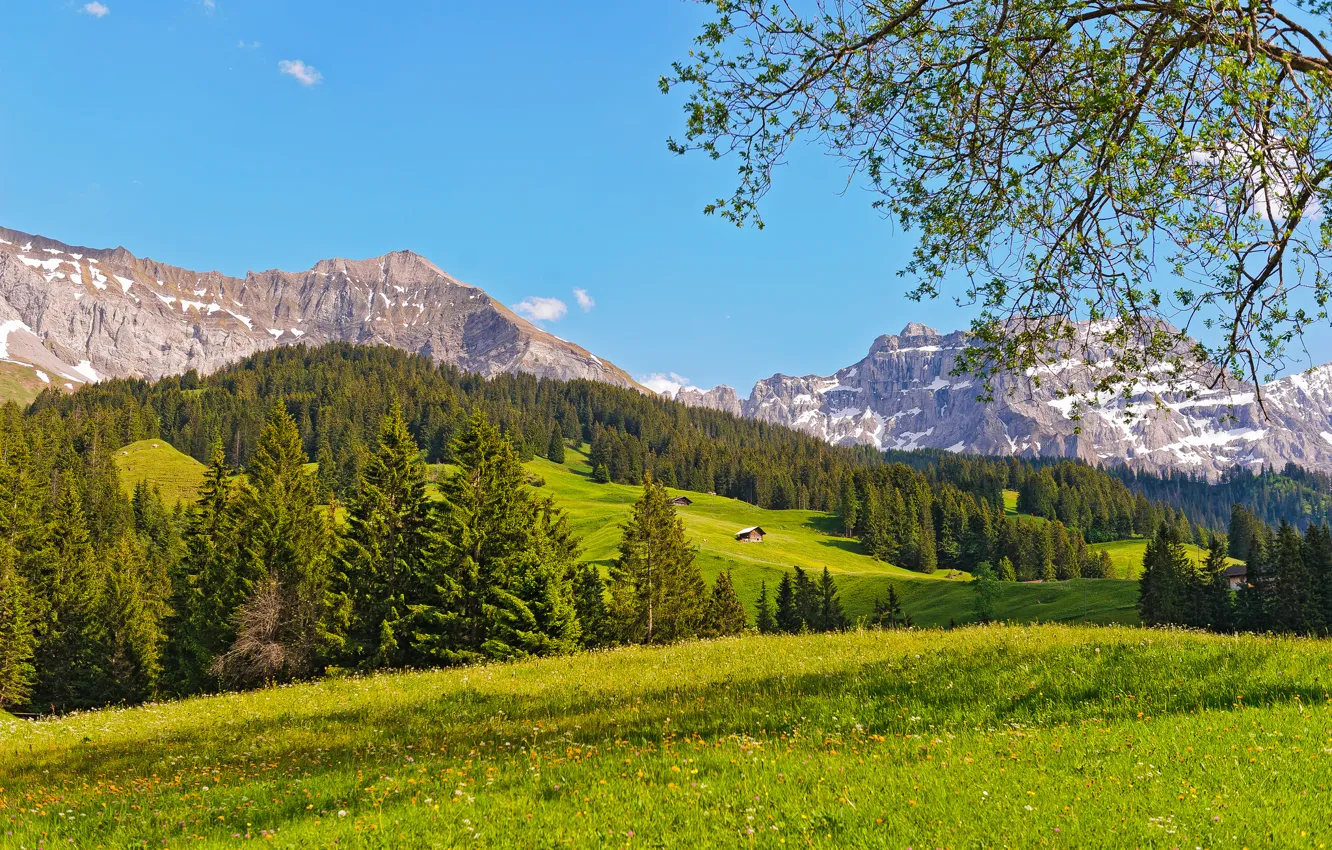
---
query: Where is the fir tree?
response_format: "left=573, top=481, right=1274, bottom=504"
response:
left=997, top=555, right=1016, bottom=582
left=705, top=571, right=748, bottom=637
left=592, top=464, right=611, bottom=484
left=337, top=403, right=438, bottom=669
left=1200, top=537, right=1233, bottom=632
left=547, top=424, right=566, bottom=465
left=813, top=567, right=846, bottom=632
left=0, top=544, right=35, bottom=709
left=1138, top=524, right=1196, bottom=626
left=774, top=572, right=800, bottom=633
left=572, top=564, right=610, bottom=647
left=1270, top=520, right=1316, bottom=634
left=97, top=533, right=168, bottom=704
left=420, top=409, right=580, bottom=662
left=216, top=403, right=342, bottom=686
left=972, top=560, right=997, bottom=623
left=1304, top=523, right=1332, bottom=634
left=792, top=566, right=818, bottom=630
left=839, top=475, right=859, bottom=538
left=607, top=473, right=705, bottom=644
left=754, top=580, right=776, bottom=634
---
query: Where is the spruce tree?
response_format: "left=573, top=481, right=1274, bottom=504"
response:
left=98, top=533, right=168, bottom=704
left=971, top=560, right=997, bottom=623
left=814, top=567, right=846, bottom=632
left=1270, top=520, right=1315, bottom=634
left=1304, top=523, right=1332, bottom=634
left=168, top=436, right=238, bottom=694
left=419, top=409, right=580, bottom=662
left=337, top=403, right=438, bottom=669
left=216, top=403, right=342, bottom=686
left=839, top=475, right=859, bottom=538
left=607, top=473, right=705, bottom=644
left=792, top=566, right=819, bottom=629
left=1235, top=536, right=1274, bottom=632
left=754, top=580, right=776, bottom=634
left=705, top=571, right=748, bottom=636
left=1201, top=537, right=1233, bottom=632
left=0, top=544, right=35, bottom=709
left=774, top=572, right=800, bottom=633
left=547, top=424, right=566, bottom=465
left=1138, top=524, right=1194, bottom=626
left=30, top=482, right=105, bottom=711
left=572, top=564, right=610, bottom=647
left=997, top=555, right=1016, bottom=582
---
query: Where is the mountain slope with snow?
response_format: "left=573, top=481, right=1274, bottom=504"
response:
left=0, top=226, right=638, bottom=396
left=670, top=323, right=1332, bottom=478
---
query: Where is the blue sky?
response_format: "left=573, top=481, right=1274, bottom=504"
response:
left=3, top=1, right=1326, bottom=394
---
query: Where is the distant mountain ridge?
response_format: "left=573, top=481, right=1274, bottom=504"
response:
left=666, top=322, right=1332, bottom=478
left=0, top=225, right=638, bottom=393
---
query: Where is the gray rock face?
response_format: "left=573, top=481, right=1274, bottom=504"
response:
left=0, top=226, right=639, bottom=391
left=677, top=322, right=1332, bottom=478
left=670, top=385, right=743, bottom=417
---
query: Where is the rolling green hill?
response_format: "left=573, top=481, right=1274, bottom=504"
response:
left=113, top=439, right=207, bottom=504
left=119, top=439, right=1141, bottom=626
left=524, top=447, right=1138, bottom=626
left=4, top=625, right=1328, bottom=848
left=1088, top=536, right=1240, bottom=580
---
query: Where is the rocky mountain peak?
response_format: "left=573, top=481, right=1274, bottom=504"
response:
left=0, top=225, right=640, bottom=395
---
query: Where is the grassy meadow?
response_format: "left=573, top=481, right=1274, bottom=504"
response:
left=119, top=440, right=1143, bottom=627
left=113, top=439, right=207, bottom=504
left=3, top=624, right=1330, bottom=848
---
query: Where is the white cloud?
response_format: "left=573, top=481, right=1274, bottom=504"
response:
left=82, top=2, right=110, bottom=17
left=278, top=59, right=323, bottom=87
left=640, top=372, right=691, bottom=396
left=513, top=296, right=567, bottom=323
left=573, top=288, right=595, bottom=312
left=237, top=40, right=261, bottom=49
left=202, top=0, right=215, bottom=10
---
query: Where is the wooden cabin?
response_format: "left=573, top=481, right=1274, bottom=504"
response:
left=1224, top=563, right=1248, bottom=591
left=734, top=526, right=766, bottom=543
left=670, top=496, right=693, bottom=507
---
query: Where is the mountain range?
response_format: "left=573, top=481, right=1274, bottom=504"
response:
left=5, top=224, right=1332, bottom=478
left=0, top=225, right=637, bottom=397
left=669, top=323, right=1332, bottom=479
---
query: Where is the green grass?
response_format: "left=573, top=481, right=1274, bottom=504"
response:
left=113, top=439, right=207, bottom=504
left=522, top=449, right=1138, bottom=627
left=4, top=624, right=1330, bottom=848
left=1090, top=538, right=1240, bottom=580
left=0, top=361, right=54, bottom=406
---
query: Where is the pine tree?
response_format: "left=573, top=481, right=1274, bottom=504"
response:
left=572, top=564, right=609, bottom=647
left=0, top=543, right=36, bottom=709
left=813, top=567, right=846, bottom=632
left=1270, top=520, right=1316, bottom=633
left=972, top=560, right=998, bottom=623
left=705, top=571, right=748, bottom=636
left=871, top=586, right=910, bottom=628
left=419, top=409, right=580, bottom=663
left=167, top=436, right=238, bottom=694
left=754, top=580, right=776, bottom=634
left=98, top=533, right=168, bottom=703
left=997, top=555, right=1016, bottom=582
left=30, top=482, right=105, bottom=711
left=774, top=572, right=800, bottom=633
left=792, top=566, right=818, bottom=630
left=1235, top=535, right=1274, bottom=632
left=592, top=463, right=611, bottom=484
left=607, top=473, right=705, bottom=644
left=839, top=475, right=859, bottom=538
left=1096, top=549, right=1115, bottom=580
left=337, top=403, right=438, bottom=669
left=1138, top=524, right=1195, bottom=626
left=215, top=403, right=342, bottom=686
left=1201, top=537, right=1233, bottom=632
left=1304, top=523, right=1332, bottom=635
left=547, top=424, right=566, bottom=465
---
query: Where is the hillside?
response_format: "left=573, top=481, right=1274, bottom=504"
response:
left=528, top=447, right=1140, bottom=626
left=113, top=439, right=207, bottom=503
left=4, top=625, right=1328, bottom=848
left=671, top=321, right=1332, bottom=478
left=0, top=225, right=638, bottom=395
